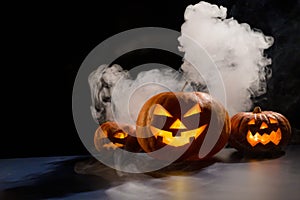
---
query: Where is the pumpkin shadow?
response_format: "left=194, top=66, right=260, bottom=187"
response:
left=219, top=149, right=286, bottom=163
left=0, top=157, right=113, bottom=200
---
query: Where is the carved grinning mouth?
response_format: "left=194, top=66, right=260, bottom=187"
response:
left=150, top=124, right=207, bottom=147
left=246, top=129, right=282, bottom=147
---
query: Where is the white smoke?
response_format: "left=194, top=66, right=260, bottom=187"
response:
left=105, top=176, right=213, bottom=200
left=111, top=64, right=191, bottom=125
left=88, top=64, right=129, bottom=124
left=88, top=1, right=274, bottom=125
left=89, top=64, right=192, bottom=125
left=179, top=1, right=273, bottom=115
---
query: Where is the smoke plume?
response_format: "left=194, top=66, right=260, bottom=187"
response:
left=88, top=64, right=129, bottom=124
left=89, top=64, right=191, bottom=125
left=178, top=1, right=273, bottom=115
left=88, top=1, right=273, bottom=124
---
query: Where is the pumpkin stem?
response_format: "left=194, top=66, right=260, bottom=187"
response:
left=253, top=106, right=262, bottom=113
left=181, top=81, right=188, bottom=92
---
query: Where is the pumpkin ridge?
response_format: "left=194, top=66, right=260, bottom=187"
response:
left=237, top=115, right=246, bottom=136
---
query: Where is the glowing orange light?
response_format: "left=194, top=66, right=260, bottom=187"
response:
left=269, top=117, right=278, bottom=124
left=247, top=129, right=282, bottom=147
left=114, top=132, right=128, bottom=139
left=183, top=104, right=202, bottom=117
left=103, top=142, right=124, bottom=150
left=260, top=122, right=268, bottom=129
left=150, top=124, right=207, bottom=147
left=248, top=118, right=256, bottom=125
left=170, top=119, right=187, bottom=129
left=153, top=104, right=173, bottom=117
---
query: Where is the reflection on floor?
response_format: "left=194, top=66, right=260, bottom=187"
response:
left=0, top=146, right=299, bottom=200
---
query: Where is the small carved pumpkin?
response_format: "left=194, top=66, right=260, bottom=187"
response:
left=229, top=107, right=292, bottom=154
left=136, top=92, right=230, bottom=161
left=94, top=122, right=141, bottom=152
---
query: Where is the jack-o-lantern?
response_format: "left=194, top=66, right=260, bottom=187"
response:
left=229, top=106, right=292, bottom=154
left=136, top=92, right=231, bottom=161
left=94, top=122, right=141, bottom=152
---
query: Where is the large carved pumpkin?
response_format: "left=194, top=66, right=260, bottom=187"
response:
left=229, top=107, right=292, bottom=155
left=136, top=92, right=230, bottom=161
left=94, top=122, right=141, bottom=152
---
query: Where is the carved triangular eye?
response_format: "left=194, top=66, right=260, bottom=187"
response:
left=269, top=117, right=278, bottom=124
left=153, top=104, right=173, bottom=117
left=248, top=118, right=255, bottom=125
left=184, top=104, right=201, bottom=117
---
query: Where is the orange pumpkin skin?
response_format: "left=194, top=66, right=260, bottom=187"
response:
left=94, top=122, right=141, bottom=152
left=229, top=107, right=292, bottom=154
left=136, top=92, right=230, bottom=161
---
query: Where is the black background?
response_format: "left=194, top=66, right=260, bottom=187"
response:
left=2, top=0, right=299, bottom=158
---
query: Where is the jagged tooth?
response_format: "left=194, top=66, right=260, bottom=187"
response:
left=269, top=131, right=276, bottom=141
left=181, top=129, right=195, bottom=138
left=271, top=129, right=282, bottom=145
left=166, top=137, right=190, bottom=147
left=248, top=128, right=283, bottom=146
left=162, top=137, right=172, bottom=144
left=254, top=132, right=261, bottom=139
left=247, top=130, right=259, bottom=147
left=277, top=129, right=282, bottom=140
left=260, top=133, right=270, bottom=145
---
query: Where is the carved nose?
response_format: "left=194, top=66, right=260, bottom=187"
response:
left=170, top=119, right=187, bottom=129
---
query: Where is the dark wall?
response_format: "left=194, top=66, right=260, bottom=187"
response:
left=2, top=0, right=299, bottom=158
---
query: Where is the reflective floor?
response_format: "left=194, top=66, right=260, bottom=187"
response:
left=1, top=146, right=300, bottom=200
